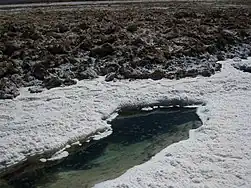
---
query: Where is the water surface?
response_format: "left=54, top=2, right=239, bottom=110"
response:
left=3, top=107, right=202, bottom=188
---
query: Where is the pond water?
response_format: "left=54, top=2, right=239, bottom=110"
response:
left=2, top=107, right=202, bottom=188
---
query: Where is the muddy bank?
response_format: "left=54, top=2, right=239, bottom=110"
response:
left=1, top=1, right=251, bottom=99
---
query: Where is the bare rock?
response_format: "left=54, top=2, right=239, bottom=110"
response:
left=79, top=39, right=93, bottom=50
left=150, top=69, right=165, bottom=80
left=104, top=23, right=117, bottom=35
left=4, top=41, right=21, bottom=56
left=200, top=69, right=212, bottom=77
left=43, top=75, right=63, bottom=89
left=28, top=86, right=43, bottom=93
left=78, top=22, right=89, bottom=30
left=57, top=23, right=69, bottom=33
left=0, top=61, right=8, bottom=78
left=90, top=43, right=115, bottom=57
left=63, top=78, right=77, bottom=86
left=127, top=24, right=138, bottom=33
left=233, top=63, right=251, bottom=73
left=0, top=78, right=19, bottom=99
left=215, top=63, right=222, bottom=72
left=46, top=32, right=62, bottom=39
left=105, top=72, right=116, bottom=82
left=47, top=44, right=67, bottom=54
left=77, top=68, right=98, bottom=80
left=10, top=74, right=23, bottom=87
left=32, top=63, right=48, bottom=80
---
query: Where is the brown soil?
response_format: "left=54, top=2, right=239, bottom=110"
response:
left=0, top=1, right=251, bottom=99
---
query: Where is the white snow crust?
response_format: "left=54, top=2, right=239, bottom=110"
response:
left=1, top=58, right=251, bottom=187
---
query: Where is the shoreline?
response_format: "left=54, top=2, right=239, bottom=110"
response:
left=1, top=58, right=251, bottom=187
left=1, top=1, right=251, bottom=187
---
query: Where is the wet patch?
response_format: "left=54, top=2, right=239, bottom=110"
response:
left=1, top=107, right=202, bottom=188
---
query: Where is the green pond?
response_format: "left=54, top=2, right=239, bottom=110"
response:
left=1, top=107, right=202, bottom=188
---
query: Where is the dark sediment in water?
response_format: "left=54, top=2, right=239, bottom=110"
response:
left=1, top=107, right=202, bottom=188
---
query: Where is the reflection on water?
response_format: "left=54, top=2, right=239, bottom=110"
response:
left=3, top=107, right=202, bottom=188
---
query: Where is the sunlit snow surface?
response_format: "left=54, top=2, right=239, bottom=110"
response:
left=0, top=58, right=251, bottom=187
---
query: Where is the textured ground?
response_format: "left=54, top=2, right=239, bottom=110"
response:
left=1, top=1, right=251, bottom=187
left=0, top=0, right=248, bottom=5
left=1, top=1, right=251, bottom=99
left=0, top=58, right=251, bottom=187
left=95, top=60, right=251, bottom=188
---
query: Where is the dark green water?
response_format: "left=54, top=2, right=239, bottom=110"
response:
left=2, top=107, right=202, bottom=188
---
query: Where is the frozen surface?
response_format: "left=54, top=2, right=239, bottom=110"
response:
left=0, top=58, right=251, bottom=187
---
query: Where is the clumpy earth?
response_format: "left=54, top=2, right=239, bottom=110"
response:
left=1, top=1, right=251, bottom=99
left=232, top=59, right=251, bottom=73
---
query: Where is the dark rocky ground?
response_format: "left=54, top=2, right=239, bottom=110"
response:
left=233, top=60, right=251, bottom=73
left=0, top=1, right=251, bottom=99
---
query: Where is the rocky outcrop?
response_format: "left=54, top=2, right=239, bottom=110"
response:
left=0, top=2, right=251, bottom=99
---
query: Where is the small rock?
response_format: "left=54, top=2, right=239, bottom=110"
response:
left=63, top=78, right=77, bottom=86
left=127, top=24, right=138, bottom=33
left=79, top=39, right=93, bottom=50
left=4, top=41, right=20, bottom=56
left=47, top=44, right=67, bottom=54
left=150, top=69, right=165, bottom=80
left=0, top=61, right=8, bottom=78
left=0, top=60, right=20, bottom=77
left=104, top=24, right=117, bottom=35
left=6, top=31, right=17, bottom=37
left=105, top=72, right=116, bottom=82
left=206, top=44, right=217, bottom=54
left=214, top=63, right=222, bottom=72
left=78, top=22, right=89, bottom=30
left=234, top=63, right=251, bottom=73
left=28, top=86, right=43, bottom=93
left=22, top=29, right=41, bottom=40
left=174, top=11, right=194, bottom=18
left=0, top=78, right=19, bottom=99
left=104, top=63, right=120, bottom=74
left=46, top=32, right=62, bottom=39
left=233, top=57, right=241, bottom=62
left=131, top=37, right=146, bottom=46
left=7, top=23, right=20, bottom=32
left=201, top=69, right=212, bottom=77
left=186, top=68, right=198, bottom=77
left=10, top=74, right=23, bottom=87
left=216, top=52, right=225, bottom=61
left=57, top=24, right=69, bottom=33
left=90, top=43, right=115, bottom=57
left=77, top=68, right=98, bottom=80
left=32, top=63, right=48, bottom=80
left=43, top=76, right=63, bottom=89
